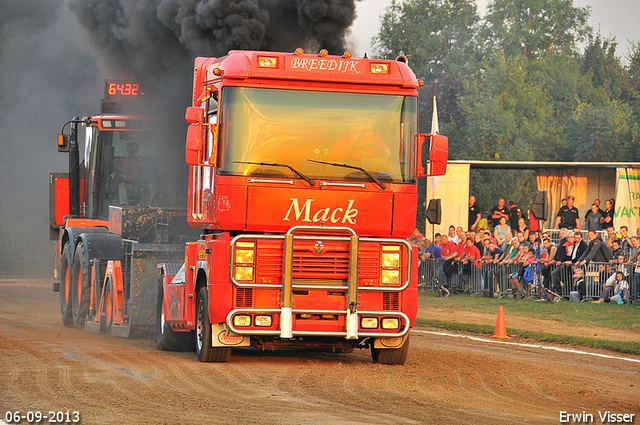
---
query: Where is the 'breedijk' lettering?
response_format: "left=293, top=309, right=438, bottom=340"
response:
left=283, top=198, right=358, bottom=224
left=290, top=57, right=361, bottom=74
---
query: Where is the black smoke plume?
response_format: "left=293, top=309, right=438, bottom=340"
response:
left=0, top=0, right=360, bottom=278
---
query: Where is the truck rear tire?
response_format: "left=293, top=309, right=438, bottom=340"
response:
left=156, top=281, right=193, bottom=351
left=195, top=287, right=231, bottom=362
left=72, top=241, right=91, bottom=329
left=59, top=242, right=74, bottom=327
left=371, top=332, right=411, bottom=365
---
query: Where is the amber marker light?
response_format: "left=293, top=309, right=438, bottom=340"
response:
left=343, top=51, right=352, bottom=59
left=295, top=48, right=304, bottom=56
left=418, top=80, right=425, bottom=87
left=257, top=56, right=278, bottom=68
left=370, top=63, right=389, bottom=74
left=319, top=49, right=328, bottom=57
left=212, top=68, right=222, bottom=76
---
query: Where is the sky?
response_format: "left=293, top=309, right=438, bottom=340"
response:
left=350, top=0, right=640, bottom=59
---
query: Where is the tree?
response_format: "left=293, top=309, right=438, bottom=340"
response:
left=372, top=0, right=481, bottom=129
left=482, top=0, right=591, bottom=60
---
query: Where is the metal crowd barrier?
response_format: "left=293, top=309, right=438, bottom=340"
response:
left=417, top=258, right=639, bottom=303
left=541, top=228, right=607, bottom=245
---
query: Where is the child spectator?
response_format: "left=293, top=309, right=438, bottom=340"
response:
left=598, top=271, right=628, bottom=304
left=570, top=268, right=586, bottom=302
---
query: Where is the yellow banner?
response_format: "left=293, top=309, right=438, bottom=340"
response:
left=615, top=168, right=640, bottom=232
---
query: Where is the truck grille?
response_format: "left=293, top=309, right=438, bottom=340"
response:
left=254, top=239, right=381, bottom=284
left=235, top=288, right=253, bottom=307
left=383, top=292, right=399, bottom=311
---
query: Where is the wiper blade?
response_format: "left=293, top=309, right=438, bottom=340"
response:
left=307, top=159, right=386, bottom=189
left=235, top=161, right=315, bottom=186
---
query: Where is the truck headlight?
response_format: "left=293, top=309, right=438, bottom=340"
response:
left=235, top=249, right=254, bottom=264
left=234, top=266, right=254, bottom=282
left=254, top=315, right=272, bottom=327
left=233, top=315, right=251, bottom=327
left=381, top=317, right=399, bottom=329
left=381, top=252, right=400, bottom=268
left=361, top=317, right=378, bottom=329
left=381, top=270, right=400, bottom=285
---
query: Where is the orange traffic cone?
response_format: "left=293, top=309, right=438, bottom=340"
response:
left=490, top=305, right=510, bottom=339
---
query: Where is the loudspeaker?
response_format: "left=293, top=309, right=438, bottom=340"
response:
left=530, top=191, right=548, bottom=221
left=426, top=199, right=441, bottom=225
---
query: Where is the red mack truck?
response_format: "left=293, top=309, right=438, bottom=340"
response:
left=52, top=50, right=447, bottom=364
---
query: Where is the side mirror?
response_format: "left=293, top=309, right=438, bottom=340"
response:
left=185, top=106, right=205, bottom=124
left=57, top=134, right=70, bottom=152
left=186, top=124, right=204, bottom=165
left=428, top=134, right=448, bottom=176
left=416, top=134, right=448, bottom=177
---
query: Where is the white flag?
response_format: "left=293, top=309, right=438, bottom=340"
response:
left=430, top=95, right=439, bottom=135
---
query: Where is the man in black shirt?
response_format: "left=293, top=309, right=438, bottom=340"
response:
left=554, top=195, right=580, bottom=230
left=469, top=195, right=482, bottom=231
left=490, top=198, right=509, bottom=229
left=507, top=200, right=523, bottom=230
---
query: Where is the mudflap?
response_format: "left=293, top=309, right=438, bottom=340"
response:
left=125, top=243, right=185, bottom=331
left=373, top=332, right=409, bottom=349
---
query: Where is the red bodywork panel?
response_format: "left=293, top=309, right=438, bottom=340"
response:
left=173, top=50, right=447, bottom=346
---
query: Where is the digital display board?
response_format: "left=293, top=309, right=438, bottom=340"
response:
left=104, top=80, right=145, bottom=98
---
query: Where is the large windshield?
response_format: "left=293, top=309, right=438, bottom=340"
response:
left=218, top=87, right=417, bottom=184
left=85, top=127, right=185, bottom=219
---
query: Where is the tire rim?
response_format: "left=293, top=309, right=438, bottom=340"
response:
left=196, top=299, right=204, bottom=352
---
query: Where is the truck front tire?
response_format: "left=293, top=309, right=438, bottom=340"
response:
left=195, top=287, right=231, bottom=362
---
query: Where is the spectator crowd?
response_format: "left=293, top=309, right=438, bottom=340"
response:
left=409, top=195, right=638, bottom=305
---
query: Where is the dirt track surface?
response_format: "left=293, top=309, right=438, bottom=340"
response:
left=1, top=279, right=639, bottom=425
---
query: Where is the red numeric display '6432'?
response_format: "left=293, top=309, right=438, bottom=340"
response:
left=105, top=80, right=144, bottom=97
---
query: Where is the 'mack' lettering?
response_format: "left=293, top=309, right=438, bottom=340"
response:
left=283, top=198, right=358, bottom=224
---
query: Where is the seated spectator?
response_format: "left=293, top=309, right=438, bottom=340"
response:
left=507, top=241, right=528, bottom=297
left=516, top=230, right=526, bottom=244
left=605, top=253, right=628, bottom=286
left=585, top=203, right=603, bottom=231
left=412, top=228, right=424, bottom=240
left=521, top=248, right=539, bottom=295
left=598, top=271, right=628, bottom=304
left=494, top=216, right=511, bottom=247
left=569, top=268, right=586, bottom=302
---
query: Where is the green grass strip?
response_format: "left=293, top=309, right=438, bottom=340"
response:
left=416, top=318, right=640, bottom=355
